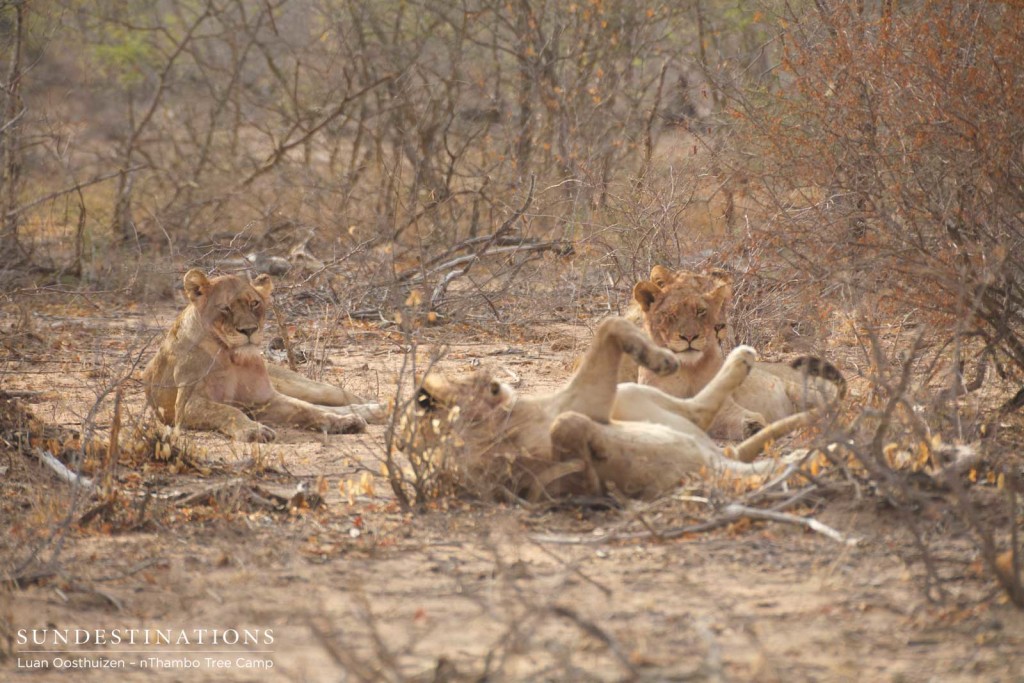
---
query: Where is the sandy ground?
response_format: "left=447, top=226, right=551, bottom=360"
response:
left=1, top=302, right=1023, bottom=682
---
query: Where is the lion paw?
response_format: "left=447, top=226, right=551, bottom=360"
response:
left=238, top=423, right=277, bottom=443
left=625, top=339, right=678, bottom=376
left=646, top=347, right=680, bottom=376
left=322, top=413, right=367, bottom=435
left=726, top=345, right=757, bottom=369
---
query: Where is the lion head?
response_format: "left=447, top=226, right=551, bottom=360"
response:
left=632, top=266, right=733, bottom=366
left=396, top=369, right=537, bottom=498
left=402, top=370, right=515, bottom=449
left=182, top=269, right=272, bottom=360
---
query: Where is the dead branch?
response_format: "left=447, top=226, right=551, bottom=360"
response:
left=719, top=504, right=859, bottom=545
left=428, top=176, right=536, bottom=310
left=309, top=620, right=380, bottom=682
left=32, top=448, right=94, bottom=489
left=529, top=540, right=613, bottom=598
left=92, top=557, right=170, bottom=583
left=7, top=166, right=143, bottom=220
left=417, top=241, right=568, bottom=284
left=240, top=73, right=396, bottom=188
left=528, top=462, right=843, bottom=546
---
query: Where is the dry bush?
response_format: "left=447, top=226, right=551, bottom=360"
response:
left=731, top=2, right=1024, bottom=375
left=0, top=1, right=740, bottom=328
left=710, top=0, right=1024, bottom=606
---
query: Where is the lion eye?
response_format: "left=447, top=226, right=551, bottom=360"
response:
left=250, top=300, right=261, bottom=311
left=714, top=323, right=726, bottom=332
left=696, top=306, right=708, bottom=318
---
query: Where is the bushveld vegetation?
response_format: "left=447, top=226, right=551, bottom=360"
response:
left=1, top=0, right=1022, bottom=677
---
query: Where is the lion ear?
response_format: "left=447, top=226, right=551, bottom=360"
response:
left=707, top=279, right=733, bottom=306
left=183, top=269, right=210, bottom=303
left=633, top=281, right=662, bottom=311
left=251, top=273, right=274, bottom=298
left=708, top=268, right=733, bottom=288
left=650, top=265, right=675, bottom=288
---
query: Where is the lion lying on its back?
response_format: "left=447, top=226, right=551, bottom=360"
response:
left=399, top=317, right=816, bottom=501
left=628, top=265, right=844, bottom=440
left=143, top=269, right=384, bottom=442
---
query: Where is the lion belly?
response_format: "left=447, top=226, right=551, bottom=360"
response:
left=588, top=421, right=709, bottom=500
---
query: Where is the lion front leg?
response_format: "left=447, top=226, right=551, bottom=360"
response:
left=175, top=395, right=276, bottom=443
left=253, top=394, right=367, bottom=434
left=542, top=412, right=602, bottom=500
left=562, top=317, right=678, bottom=421
left=616, top=347, right=762, bottom=437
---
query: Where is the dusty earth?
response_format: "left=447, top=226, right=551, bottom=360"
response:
left=1, top=298, right=1023, bottom=682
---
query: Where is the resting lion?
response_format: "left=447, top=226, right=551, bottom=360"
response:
left=399, top=317, right=814, bottom=501
left=143, top=269, right=385, bottom=442
left=629, top=266, right=844, bottom=440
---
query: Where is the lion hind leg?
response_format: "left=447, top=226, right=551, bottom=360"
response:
left=706, top=398, right=768, bottom=440
left=254, top=394, right=367, bottom=434
left=681, top=345, right=758, bottom=430
left=267, top=364, right=367, bottom=406
left=542, top=412, right=604, bottom=499
left=562, top=317, right=677, bottom=421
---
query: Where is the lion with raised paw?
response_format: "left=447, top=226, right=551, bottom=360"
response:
left=143, top=269, right=385, bottom=442
left=400, top=317, right=815, bottom=501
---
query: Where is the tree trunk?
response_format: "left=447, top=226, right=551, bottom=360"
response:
left=0, top=0, right=26, bottom=264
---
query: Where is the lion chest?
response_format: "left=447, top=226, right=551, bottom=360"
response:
left=201, top=352, right=276, bottom=406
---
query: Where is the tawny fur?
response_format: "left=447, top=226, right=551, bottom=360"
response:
left=143, top=269, right=385, bottom=442
left=400, top=317, right=815, bottom=501
left=629, top=266, right=843, bottom=440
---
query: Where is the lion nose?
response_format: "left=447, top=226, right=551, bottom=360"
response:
left=679, top=333, right=698, bottom=344
left=238, top=325, right=259, bottom=339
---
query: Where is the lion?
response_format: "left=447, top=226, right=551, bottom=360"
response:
left=143, top=269, right=385, bottom=442
left=399, top=317, right=815, bottom=501
left=629, top=265, right=844, bottom=440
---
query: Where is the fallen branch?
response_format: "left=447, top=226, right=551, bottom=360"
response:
left=528, top=461, right=857, bottom=546
left=174, top=480, right=319, bottom=513
left=719, top=503, right=859, bottom=545
left=395, top=235, right=571, bottom=284
left=33, top=448, right=94, bottom=489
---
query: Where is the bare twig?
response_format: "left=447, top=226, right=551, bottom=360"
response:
left=271, top=298, right=299, bottom=372
left=429, top=176, right=536, bottom=310
left=240, top=73, right=395, bottom=188
left=550, top=605, right=640, bottom=680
